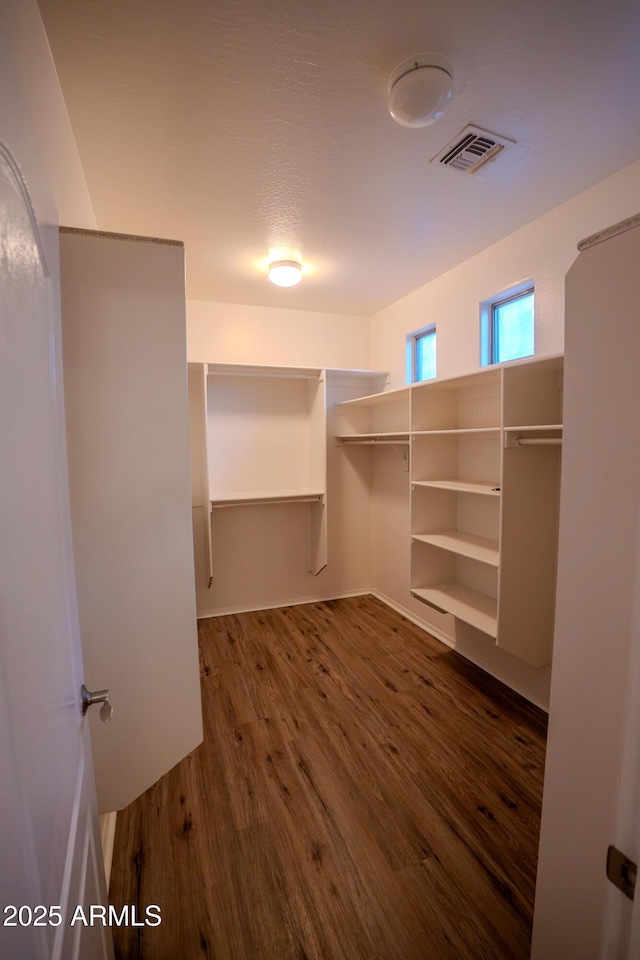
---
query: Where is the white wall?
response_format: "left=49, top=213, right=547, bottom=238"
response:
left=187, top=299, right=370, bottom=369
left=366, top=159, right=640, bottom=709
left=371, top=158, right=640, bottom=388
left=2, top=1, right=96, bottom=232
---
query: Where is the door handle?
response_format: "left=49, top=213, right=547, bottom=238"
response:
left=81, top=684, right=113, bottom=724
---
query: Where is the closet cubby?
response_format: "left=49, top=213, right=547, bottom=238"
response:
left=206, top=368, right=326, bottom=504
left=411, top=371, right=502, bottom=432
left=411, top=486, right=500, bottom=562
left=411, top=433, right=501, bottom=491
left=411, top=539, right=499, bottom=637
left=334, top=384, right=410, bottom=446
left=502, top=355, right=563, bottom=429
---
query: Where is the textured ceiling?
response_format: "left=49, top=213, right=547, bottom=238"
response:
left=38, top=0, right=640, bottom=315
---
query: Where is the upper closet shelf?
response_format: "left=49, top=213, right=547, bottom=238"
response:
left=206, top=363, right=390, bottom=382
left=210, top=488, right=325, bottom=508
left=335, top=384, right=411, bottom=409
left=327, top=368, right=390, bottom=380
left=207, top=363, right=322, bottom=380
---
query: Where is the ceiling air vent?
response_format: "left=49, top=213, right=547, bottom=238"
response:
left=431, top=125, right=515, bottom=174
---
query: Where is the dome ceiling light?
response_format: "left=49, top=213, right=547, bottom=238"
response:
left=387, top=54, right=455, bottom=128
left=268, top=259, right=302, bottom=287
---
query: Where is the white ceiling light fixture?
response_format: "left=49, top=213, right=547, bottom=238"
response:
left=268, top=259, right=303, bottom=287
left=388, top=54, right=455, bottom=128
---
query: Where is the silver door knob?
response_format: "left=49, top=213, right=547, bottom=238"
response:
left=81, top=684, right=113, bottom=724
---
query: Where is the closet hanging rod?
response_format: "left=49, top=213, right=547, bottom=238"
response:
left=336, top=434, right=410, bottom=445
left=516, top=437, right=563, bottom=446
left=211, top=495, right=323, bottom=508
left=337, top=439, right=410, bottom=445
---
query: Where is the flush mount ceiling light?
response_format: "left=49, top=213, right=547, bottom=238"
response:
left=388, top=54, right=455, bottom=128
left=268, top=259, right=302, bottom=287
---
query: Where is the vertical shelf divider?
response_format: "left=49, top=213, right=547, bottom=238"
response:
left=202, top=364, right=214, bottom=587
left=307, top=371, right=328, bottom=574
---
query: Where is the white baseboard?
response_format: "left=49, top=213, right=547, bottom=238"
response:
left=197, top=587, right=370, bottom=620
left=370, top=589, right=550, bottom=713
left=99, top=811, right=117, bottom=890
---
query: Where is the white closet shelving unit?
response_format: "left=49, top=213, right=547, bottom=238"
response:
left=334, top=354, right=563, bottom=666
left=410, top=368, right=503, bottom=639
left=189, top=362, right=390, bottom=589
left=190, top=362, right=327, bottom=586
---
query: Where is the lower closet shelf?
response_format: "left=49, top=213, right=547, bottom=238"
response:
left=411, top=584, right=498, bottom=637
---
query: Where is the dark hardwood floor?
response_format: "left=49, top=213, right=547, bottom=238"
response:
left=109, top=595, right=547, bottom=960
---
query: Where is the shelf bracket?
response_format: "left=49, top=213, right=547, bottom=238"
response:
left=391, top=444, right=410, bottom=471
left=411, top=590, right=448, bottom=615
left=306, top=501, right=327, bottom=576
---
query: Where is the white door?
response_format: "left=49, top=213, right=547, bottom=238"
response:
left=59, top=228, right=203, bottom=816
left=0, top=144, right=112, bottom=959
left=531, top=217, right=640, bottom=959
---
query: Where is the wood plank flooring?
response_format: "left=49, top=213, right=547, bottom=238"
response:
left=109, top=595, right=547, bottom=960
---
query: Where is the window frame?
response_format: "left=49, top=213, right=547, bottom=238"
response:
left=406, top=324, right=437, bottom=383
left=480, top=280, right=535, bottom=367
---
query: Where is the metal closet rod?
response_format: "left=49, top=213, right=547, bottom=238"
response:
left=211, top=495, right=323, bottom=508
left=516, top=437, right=562, bottom=446
left=340, top=438, right=409, bottom=445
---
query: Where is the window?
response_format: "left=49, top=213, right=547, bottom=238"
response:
left=407, top=325, right=436, bottom=382
left=480, top=282, right=534, bottom=366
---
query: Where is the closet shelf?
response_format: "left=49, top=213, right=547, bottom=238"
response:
left=327, top=368, right=390, bottom=380
left=336, top=432, right=409, bottom=445
left=335, top=385, right=410, bottom=409
left=412, top=479, right=501, bottom=496
left=411, top=531, right=499, bottom=567
left=210, top=488, right=324, bottom=508
left=411, top=584, right=498, bottom=637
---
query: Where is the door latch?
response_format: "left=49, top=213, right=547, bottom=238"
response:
left=606, top=845, right=637, bottom=901
left=81, top=684, right=113, bottom=724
